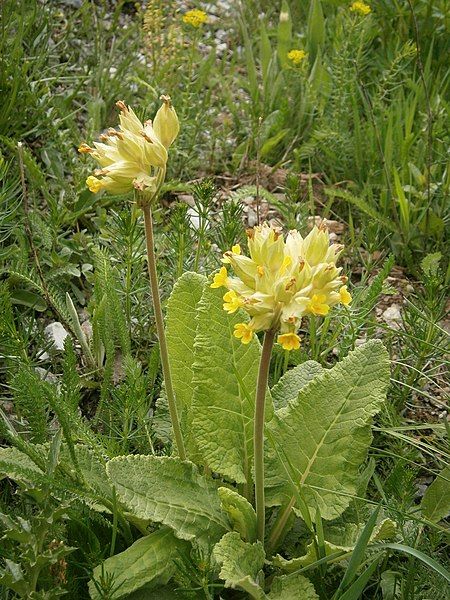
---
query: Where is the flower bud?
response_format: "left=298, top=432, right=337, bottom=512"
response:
left=153, top=96, right=180, bottom=149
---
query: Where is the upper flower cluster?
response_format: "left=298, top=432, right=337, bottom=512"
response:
left=79, top=96, right=179, bottom=195
left=350, top=1, right=371, bottom=15
left=211, top=223, right=351, bottom=350
left=287, top=49, right=307, bottom=66
left=182, top=9, right=207, bottom=28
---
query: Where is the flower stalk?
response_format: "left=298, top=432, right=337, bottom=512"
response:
left=254, top=328, right=276, bottom=544
left=140, top=193, right=186, bottom=460
left=81, top=95, right=184, bottom=458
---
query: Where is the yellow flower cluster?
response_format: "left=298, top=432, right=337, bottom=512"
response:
left=79, top=96, right=179, bottom=195
left=287, top=49, right=307, bottom=65
left=211, top=223, right=352, bottom=350
left=350, top=1, right=371, bottom=15
left=182, top=9, right=208, bottom=28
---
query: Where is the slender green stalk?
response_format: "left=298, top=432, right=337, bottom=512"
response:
left=254, top=328, right=276, bottom=544
left=141, top=200, right=186, bottom=460
left=266, top=496, right=296, bottom=555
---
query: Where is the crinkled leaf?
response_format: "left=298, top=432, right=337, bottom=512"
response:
left=274, top=518, right=397, bottom=571
left=60, top=444, right=112, bottom=503
left=166, top=272, right=207, bottom=417
left=218, top=487, right=257, bottom=542
left=421, top=465, right=450, bottom=523
left=165, top=272, right=207, bottom=459
left=89, top=527, right=189, bottom=599
left=265, top=341, right=390, bottom=520
left=271, top=361, right=324, bottom=410
left=106, top=456, right=229, bottom=549
left=0, top=447, right=46, bottom=486
left=267, top=572, right=319, bottom=599
left=191, top=284, right=272, bottom=483
left=213, top=532, right=265, bottom=599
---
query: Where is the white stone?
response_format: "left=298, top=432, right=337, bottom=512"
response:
left=382, top=304, right=402, bottom=328
left=44, top=322, right=69, bottom=351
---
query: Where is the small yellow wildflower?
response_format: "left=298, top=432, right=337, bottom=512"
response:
left=308, top=294, right=330, bottom=316
left=278, top=332, right=301, bottom=351
left=223, top=290, right=244, bottom=314
left=339, top=285, right=352, bottom=306
left=211, top=267, right=228, bottom=289
left=350, top=1, right=371, bottom=15
left=86, top=176, right=102, bottom=193
left=222, top=244, right=242, bottom=264
left=182, top=9, right=207, bottom=28
left=234, top=323, right=254, bottom=344
left=287, top=49, right=307, bottom=66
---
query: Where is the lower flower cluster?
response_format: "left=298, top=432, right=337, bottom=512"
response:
left=211, top=223, right=351, bottom=350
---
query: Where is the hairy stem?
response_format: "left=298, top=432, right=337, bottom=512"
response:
left=142, top=201, right=186, bottom=460
left=254, top=328, right=275, bottom=544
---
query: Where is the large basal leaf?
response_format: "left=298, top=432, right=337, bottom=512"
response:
left=271, top=361, right=324, bottom=410
left=212, top=532, right=265, bottom=599
left=421, top=465, right=450, bottom=523
left=61, top=444, right=113, bottom=504
left=165, top=272, right=207, bottom=417
left=89, top=527, right=189, bottom=599
left=267, top=573, right=319, bottom=599
left=191, top=284, right=272, bottom=484
left=265, top=341, right=390, bottom=520
left=0, top=447, right=46, bottom=487
left=274, top=518, right=397, bottom=572
left=106, top=456, right=230, bottom=549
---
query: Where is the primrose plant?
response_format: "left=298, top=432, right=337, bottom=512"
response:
left=0, top=98, right=396, bottom=599
left=78, top=97, right=393, bottom=598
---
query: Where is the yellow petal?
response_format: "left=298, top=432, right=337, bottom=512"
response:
left=233, top=322, right=254, bottom=344
left=153, top=95, right=180, bottom=149
left=86, top=176, right=103, bottom=193
left=277, top=332, right=301, bottom=351
left=210, top=267, right=228, bottom=289
left=339, top=285, right=352, bottom=306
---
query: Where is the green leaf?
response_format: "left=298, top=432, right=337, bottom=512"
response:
left=274, top=518, right=397, bottom=571
left=213, top=532, right=265, bottom=599
left=0, top=447, right=46, bottom=486
left=421, top=465, right=450, bottom=523
left=267, top=572, right=319, bottom=599
left=166, top=272, right=207, bottom=416
left=9, top=289, right=47, bottom=311
left=337, top=557, right=381, bottom=600
left=260, top=129, right=289, bottom=158
left=106, top=456, right=229, bottom=549
left=271, top=361, right=324, bottom=410
left=260, top=21, right=272, bottom=82
left=338, top=507, right=380, bottom=592
left=218, top=487, right=257, bottom=543
left=265, top=341, right=390, bottom=520
left=61, top=445, right=113, bottom=509
left=374, top=543, right=450, bottom=584
left=126, top=585, right=194, bottom=599
left=307, top=0, right=325, bottom=61
left=277, top=0, right=292, bottom=69
left=89, top=527, right=189, bottom=599
left=325, top=189, right=397, bottom=234
left=166, top=272, right=207, bottom=458
left=191, top=284, right=272, bottom=484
